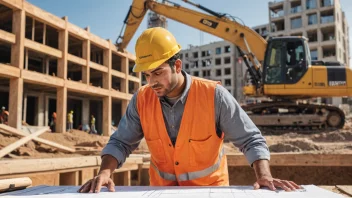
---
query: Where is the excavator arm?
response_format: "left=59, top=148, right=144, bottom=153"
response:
left=117, top=0, right=267, bottom=89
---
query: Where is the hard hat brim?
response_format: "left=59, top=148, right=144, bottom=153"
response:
left=132, top=56, right=171, bottom=73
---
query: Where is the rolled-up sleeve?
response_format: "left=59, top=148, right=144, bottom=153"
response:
left=215, top=85, right=270, bottom=166
left=101, top=92, right=144, bottom=168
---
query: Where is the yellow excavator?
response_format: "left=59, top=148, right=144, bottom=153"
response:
left=116, top=0, right=352, bottom=129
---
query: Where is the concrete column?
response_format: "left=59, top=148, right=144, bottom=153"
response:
left=103, top=46, right=111, bottom=90
left=11, top=9, right=25, bottom=69
left=103, top=96, right=112, bottom=136
left=121, top=57, right=130, bottom=116
left=23, top=92, right=27, bottom=124
left=37, top=92, right=45, bottom=126
left=58, top=17, right=68, bottom=79
left=82, top=99, right=89, bottom=127
left=45, top=96, right=50, bottom=126
left=56, top=87, right=67, bottom=133
left=82, top=27, right=90, bottom=84
left=9, top=78, right=23, bottom=129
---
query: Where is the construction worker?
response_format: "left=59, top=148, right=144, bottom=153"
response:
left=0, top=106, right=8, bottom=125
left=50, top=112, right=57, bottom=132
left=90, top=115, right=97, bottom=134
left=79, top=27, right=301, bottom=193
left=67, top=110, right=73, bottom=132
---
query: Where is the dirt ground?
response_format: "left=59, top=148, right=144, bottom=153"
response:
left=0, top=118, right=352, bottom=159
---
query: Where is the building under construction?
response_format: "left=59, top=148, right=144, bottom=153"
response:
left=0, top=0, right=141, bottom=136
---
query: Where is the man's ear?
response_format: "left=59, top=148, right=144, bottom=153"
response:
left=174, top=59, right=182, bottom=73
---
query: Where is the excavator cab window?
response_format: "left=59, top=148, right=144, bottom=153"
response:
left=284, top=40, right=308, bottom=84
left=264, top=40, right=283, bottom=84
left=264, top=38, right=308, bottom=84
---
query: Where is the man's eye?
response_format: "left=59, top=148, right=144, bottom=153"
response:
left=155, top=72, right=161, bottom=76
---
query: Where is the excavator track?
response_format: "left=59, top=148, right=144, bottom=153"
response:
left=242, top=101, right=345, bottom=131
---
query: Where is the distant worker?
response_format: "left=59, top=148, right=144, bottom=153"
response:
left=90, top=115, right=97, bottom=134
left=0, top=106, right=9, bottom=125
left=50, top=112, right=57, bottom=132
left=67, top=110, right=73, bottom=132
left=79, top=28, right=301, bottom=193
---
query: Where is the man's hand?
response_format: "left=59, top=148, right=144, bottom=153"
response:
left=252, top=159, right=302, bottom=191
left=78, top=155, right=118, bottom=193
left=78, top=171, right=115, bottom=193
left=253, top=175, right=301, bottom=191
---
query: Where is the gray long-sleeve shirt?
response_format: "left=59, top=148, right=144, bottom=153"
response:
left=101, top=71, right=270, bottom=168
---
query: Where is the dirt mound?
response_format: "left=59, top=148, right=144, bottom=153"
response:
left=76, top=140, right=106, bottom=147
left=287, top=139, right=321, bottom=151
left=269, top=143, right=300, bottom=152
left=0, top=129, right=110, bottom=159
left=312, top=131, right=352, bottom=142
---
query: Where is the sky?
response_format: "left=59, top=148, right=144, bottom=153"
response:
left=27, top=0, right=352, bottom=56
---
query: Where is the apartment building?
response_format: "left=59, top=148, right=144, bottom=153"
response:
left=179, top=41, right=246, bottom=103
left=268, top=0, right=349, bottom=65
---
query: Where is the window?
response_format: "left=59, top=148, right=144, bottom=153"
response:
left=224, top=46, right=231, bottom=53
left=180, top=53, right=183, bottom=59
left=265, top=41, right=283, bottom=84
left=203, top=70, right=210, bottom=77
left=310, top=49, right=318, bottom=60
left=306, top=0, right=316, bottom=9
left=185, top=63, right=189, bottom=69
left=307, top=13, right=318, bottom=25
left=215, top=58, right=221, bottom=65
left=193, top=71, right=199, bottom=76
left=225, top=68, right=231, bottom=75
left=185, top=53, right=188, bottom=58
left=192, top=52, right=198, bottom=58
left=225, top=79, right=231, bottom=86
left=201, top=50, right=211, bottom=57
left=215, top=47, right=221, bottom=54
left=321, top=0, right=333, bottom=7
left=291, top=17, right=302, bottom=29
left=216, top=69, right=222, bottom=76
left=224, top=57, right=231, bottom=64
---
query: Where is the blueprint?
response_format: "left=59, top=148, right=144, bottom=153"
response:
left=0, top=185, right=345, bottom=198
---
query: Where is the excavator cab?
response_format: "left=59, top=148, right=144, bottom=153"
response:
left=263, top=37, right=310, bottom=86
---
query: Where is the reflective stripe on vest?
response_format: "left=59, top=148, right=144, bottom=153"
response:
left=150, top=147, right=225, bottom=182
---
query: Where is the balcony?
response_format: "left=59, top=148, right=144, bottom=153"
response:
left=271, top=10, right=285, bottom=18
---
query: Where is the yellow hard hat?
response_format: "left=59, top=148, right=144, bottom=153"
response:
left=133, top=27, right=181, bottom=72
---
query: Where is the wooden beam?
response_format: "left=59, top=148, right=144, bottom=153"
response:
left=0, top=156, right=143, bottom=175
left=336, top=185, right=352, bottom=197
left=8, top=78, right=23, bottom=130
left=0, top=127, right=49, bottom=159
left=0, top=177, right=32, bottom=192
left=67, top=23, right=89, bottom=40
left=67, top=54, right=87, bottom=66
left=66, top=80, right=110, bottom=97
left=22, top=70, right=64, bottom=87
left=226, top=153, right=352, bottom=167
left=111, top=70, right=126, bottom=79
left=90, top=61, right=108, bottom=73
left=60, top=171, right=79, bottom=186
left=0, top=124, right=75, bottom=153
left=0, top=64, right=20, bottom=78
left=23, top=2, right=65, bottom=30
left=0, top=29, right=15, bottom=44
left=24, top=39, right=62, bottom=58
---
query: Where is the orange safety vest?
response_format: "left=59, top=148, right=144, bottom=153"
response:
left=137, top=77, right=229, bottom=186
